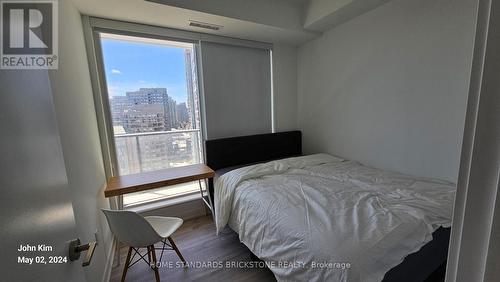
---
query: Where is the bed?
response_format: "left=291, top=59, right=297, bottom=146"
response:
left=206, top=131, right=453, bottom=282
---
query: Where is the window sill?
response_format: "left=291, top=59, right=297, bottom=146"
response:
left=125, top=192, right=203, bottom=214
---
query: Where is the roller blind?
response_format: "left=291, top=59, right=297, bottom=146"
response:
left=200, top=42, right=272, bottom=139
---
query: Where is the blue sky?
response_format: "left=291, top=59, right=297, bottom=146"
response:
left=101, top=38, right=189, bottom=103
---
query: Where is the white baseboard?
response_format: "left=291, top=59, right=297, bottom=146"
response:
left=101, top=237, right=116, bottom=282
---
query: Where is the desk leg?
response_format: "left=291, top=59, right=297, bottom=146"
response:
left=198, top=179, right=214, bottom=218
left=198, top=180, right=207, bottom=215
left=206, top=180, right=214, bottom=217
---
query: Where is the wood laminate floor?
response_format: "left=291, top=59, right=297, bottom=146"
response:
left=110, top=215, right=276, bottom=282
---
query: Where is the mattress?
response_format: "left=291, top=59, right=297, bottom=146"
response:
left=214, top=154, right=455, bottom=282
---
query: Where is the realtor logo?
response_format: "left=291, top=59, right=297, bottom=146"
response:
left=1, top=0, right=58, bottom=69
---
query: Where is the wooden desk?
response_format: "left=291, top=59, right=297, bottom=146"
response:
left=104, top=164, right=215, bottom=210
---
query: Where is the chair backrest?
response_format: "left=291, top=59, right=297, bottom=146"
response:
left=102, top=209, right=161, bottom=247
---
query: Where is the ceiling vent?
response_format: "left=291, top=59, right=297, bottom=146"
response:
left=189, top=20, right=223, bottom=31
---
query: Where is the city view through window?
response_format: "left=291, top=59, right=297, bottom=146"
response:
left=100, top=33, right=203, bottom=206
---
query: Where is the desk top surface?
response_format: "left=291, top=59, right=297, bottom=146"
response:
left=104, top=164, right=215, bottom=198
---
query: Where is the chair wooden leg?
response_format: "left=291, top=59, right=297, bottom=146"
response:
left=147, top=246, right=151, bottom=265
left=121, top=247, right=132, bottom=282
left=167, top=237, right=186, bottom=265
left=116, top=241, right=121, bottom=266
left=150, top=245, right=160, bottom=282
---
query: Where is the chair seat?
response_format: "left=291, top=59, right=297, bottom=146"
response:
left=144, top=216, right=183, bottom=238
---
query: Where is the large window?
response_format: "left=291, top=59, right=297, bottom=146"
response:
left=98, top=33, right=203, bottom=207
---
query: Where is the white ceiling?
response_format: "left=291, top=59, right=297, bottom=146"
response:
left=71, top=0, right=391, bottom=45
left=72, top=0, right=318, bottom=45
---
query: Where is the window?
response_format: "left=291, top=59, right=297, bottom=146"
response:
left=98, top=33, right=203, bottom=207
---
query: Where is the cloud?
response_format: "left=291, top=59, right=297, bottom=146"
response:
left=111, top=69, right=122, bottom=74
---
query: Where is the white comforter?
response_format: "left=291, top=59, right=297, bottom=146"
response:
left=214, top=154, right=455, bottom=282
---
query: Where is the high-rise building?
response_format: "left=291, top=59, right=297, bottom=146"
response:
left=127, top=88, right=168, bottom=105
left=122, top=104, right=166, bottom=133
left=176, top=102, right=189, bottom=127
left=109, top=87, right=181, bottom=133
left=184, top=49, right=200, bottom=129
left=165, top=96, right=177, bottom=129
left=109, top=95, right=131, bottom=126
left=126, top=88, right=174, bottom=130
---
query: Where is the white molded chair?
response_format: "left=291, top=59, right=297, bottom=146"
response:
left=102, top=209, right=186, bottom=282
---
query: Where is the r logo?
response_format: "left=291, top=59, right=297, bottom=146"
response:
left=2, top=2, right=52, bottom=54
left=1, top=0, right=57, bottom=69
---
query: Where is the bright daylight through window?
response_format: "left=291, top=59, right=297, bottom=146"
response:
left=100, top=33, right=203, bottom=207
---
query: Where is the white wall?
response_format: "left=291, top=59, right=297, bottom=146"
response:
left=273, top=44, right=298, bottom=132
left=298, top=0, right=478, bottom=182
left=49, top=1, right=112, bottom=281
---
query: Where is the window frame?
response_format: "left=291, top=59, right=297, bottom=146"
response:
left=83, top=17, right=209, bottom=209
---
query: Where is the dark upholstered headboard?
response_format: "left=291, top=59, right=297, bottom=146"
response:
left=204, top=131, right=302, bottom=206
left=205, top=131, right=302, bottom=171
